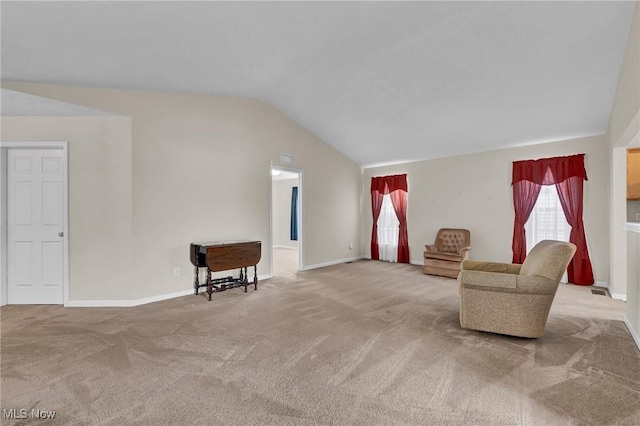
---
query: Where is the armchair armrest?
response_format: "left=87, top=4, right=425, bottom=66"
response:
left=459, top=270, right=517, bottom=289
left=514, top=275, right=557, bottom=295
left=461, top=260, right=521, bottom=274
left=459, top=270, right=557, bottom=295
left=458, top=246, right=471, bottom=258
left=425, top=244, right=439, bottom=252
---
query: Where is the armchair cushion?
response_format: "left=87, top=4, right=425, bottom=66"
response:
left=425, top=251, right=464, bottom=262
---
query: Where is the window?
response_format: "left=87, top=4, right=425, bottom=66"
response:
left=370, top=173, right=409, bottom=263
left=377, top=194, right=400, bottom=262
left=525, top=185, right=570, bottom=281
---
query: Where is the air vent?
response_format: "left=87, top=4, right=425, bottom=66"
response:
left=591, top=288, right=608, bottom=296
left=280, top=152, right=296, bottom=164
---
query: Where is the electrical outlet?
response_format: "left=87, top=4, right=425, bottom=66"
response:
left=349, top=243, right=353, bottom=250
left=173, top=267, right=181, bottom=277
left=636, top=213, right=640, bottom=221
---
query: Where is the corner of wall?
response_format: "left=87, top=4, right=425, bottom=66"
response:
left=0, top=148, right=6, bottom=306
left=624, top=316, right=640, bottom=351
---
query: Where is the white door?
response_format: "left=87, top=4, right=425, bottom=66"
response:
left=7, top=149, right=65, bottom=304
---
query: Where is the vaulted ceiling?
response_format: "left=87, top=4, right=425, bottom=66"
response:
left=1, top=1, right=636, bottom=166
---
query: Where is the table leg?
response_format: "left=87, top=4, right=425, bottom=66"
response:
left=194, top=265, right=200, bottom=295
left=253, top=265, right=258, bottom=291
left=243, top=266, right=248, bottom=292
left=207, top=268, right=213, bottom=301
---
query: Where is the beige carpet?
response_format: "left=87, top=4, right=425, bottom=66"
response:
left=273, top=248, right=299, bottom=279
left=1, top=260, right=639, bottom=425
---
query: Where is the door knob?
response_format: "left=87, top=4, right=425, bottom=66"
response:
left=58, top=232, right=64, bottom=237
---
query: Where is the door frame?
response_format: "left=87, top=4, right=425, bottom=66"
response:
left=269, top=164, right=304, bottom=276
left=610, top=111, right=640, bottom=301
left=0, top=141, right=69, bottom=306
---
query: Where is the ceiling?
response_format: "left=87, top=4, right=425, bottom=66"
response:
left=1, top=1, right=636, bottom=167
left=0, top=88, right=118, bottom=116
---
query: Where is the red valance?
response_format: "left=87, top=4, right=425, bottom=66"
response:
left=371, top=174, right=408, bottom=194
left=512, top=154, right=587, bottom=185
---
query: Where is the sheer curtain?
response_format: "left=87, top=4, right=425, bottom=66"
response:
left=556, top=175, right=594, bottom=285
left=377, top=195, right=400, bottom=262
left=526, top=185, right=571, bottom=247
left=512, top=179, right=542, bottom=263
left=370, top=188, right=385, bottom=260
left=525, top=185, right=571, bottom=282
left=389, top=188, right=410, bottom=263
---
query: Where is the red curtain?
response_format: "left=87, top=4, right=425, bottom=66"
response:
left=511, top=180, right=542, bottom=264
left=389, top=189, right=410, bottom=263
left=370, top=190, right=384, bottom=260
left=371, top=174, right=410, bottom=263
left=511, top=154, right=594, bottom=285
left=555, top=176, right=594, bottom=285
left=512, top=154, right=587, bottom=185
left=371, top=174, right=408, bottom=193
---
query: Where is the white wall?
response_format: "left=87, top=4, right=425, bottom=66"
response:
left=608, top=3, right=640, bottom=148
left=363, top=135, right=610, bottom=285
left=1, top=116, right=134, bottom=301
left=0, top=149, right=6, bottom=305
left=606, top=1, right=640, bottom=343
left=1, top=82, right=362, bottom=302
left=272, top=178, right=299, bottom=249
left=627, top=225, right=640, bottom=347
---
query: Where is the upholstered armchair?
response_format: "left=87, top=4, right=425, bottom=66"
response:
left=423, top=229, right=471, bottom=278
left=458, top=240, right=577, bottom=338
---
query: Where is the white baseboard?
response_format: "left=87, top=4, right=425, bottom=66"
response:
left=65, top=288, right=194, bottom=308
left=603, top=279, right=627, bottom=300
left=65, top=273, right=272, bottom=307
left=302, top=256, right=364, bottom=271
left=593, top=281, right=627, bottom=300
left=624, top=316, right=640, bottom=351
left=273, top=245, right=298, bottom=250
left=363, top=258, right=423, bottom=267
left=611, top=293, right=627, bottom=301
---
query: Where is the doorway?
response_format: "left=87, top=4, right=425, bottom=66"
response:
left=270, top=166, right=302, bottom=278
left=1, top=142, right=69, bottom=305
left=611, top=114, right=640, bottom=300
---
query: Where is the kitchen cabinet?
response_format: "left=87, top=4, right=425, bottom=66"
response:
left=629, top=148, right=640, bottom=200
